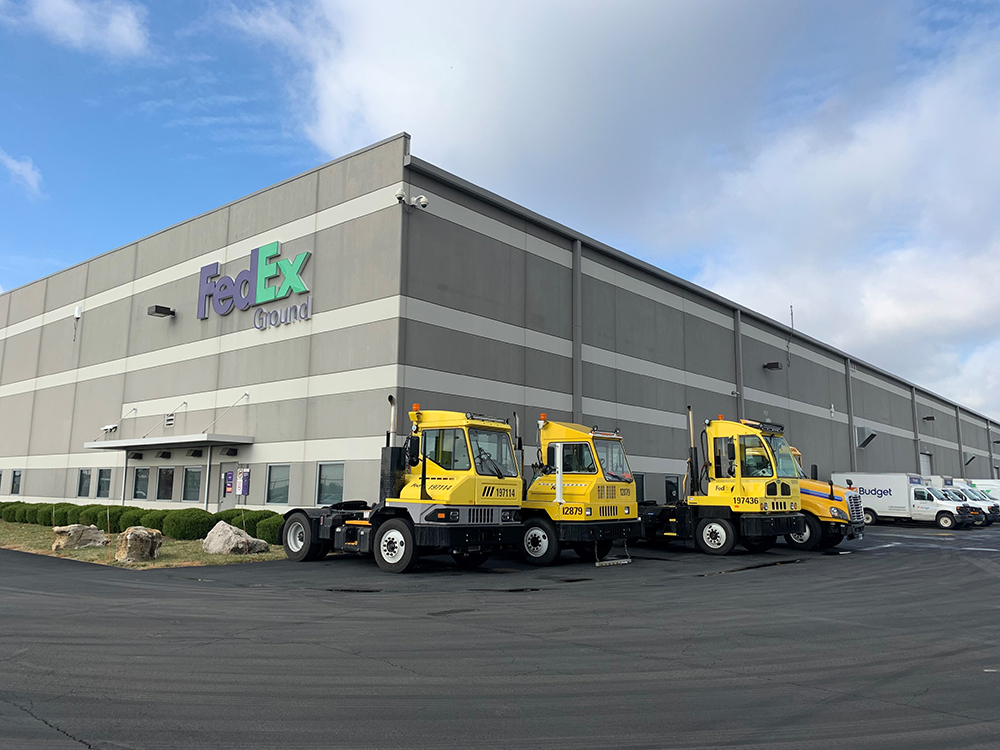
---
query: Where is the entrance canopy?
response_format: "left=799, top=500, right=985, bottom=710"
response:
left=83, top=434, right=254, bottom=452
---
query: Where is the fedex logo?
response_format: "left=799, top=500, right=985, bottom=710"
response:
left=197, top=242, right=311, bottom=319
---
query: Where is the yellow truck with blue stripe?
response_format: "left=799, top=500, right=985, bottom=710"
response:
left=786, top=447, right=865, bottom=550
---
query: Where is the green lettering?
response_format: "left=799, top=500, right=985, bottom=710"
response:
left=275, top=252, right=311, bottom=299
left=255, top=242, right=280, bottom=304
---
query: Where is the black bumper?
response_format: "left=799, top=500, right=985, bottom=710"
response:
left=740, top=513, right=805, bottom=537
left=556, top=519, right=642, bottom=543
left=415, top=524, right=523, bottom=549
left=845, top=521, right=865, bottom=540
left=988, top=511, right=1000, bottom=523
left=959, top=510, right=977, bottom=525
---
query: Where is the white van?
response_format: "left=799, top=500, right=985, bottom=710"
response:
left=969, top=479, right=1000, bottom=501
left=926, top=476, right=999, bottom=526
left=830, top=472, right=977, bottom=529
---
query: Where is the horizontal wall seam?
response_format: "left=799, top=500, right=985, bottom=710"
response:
left=581, top=345, right=736, bottom=397
left=740, top=325, right=846, bottom=374
left=743, top=388, right=850, bottom=425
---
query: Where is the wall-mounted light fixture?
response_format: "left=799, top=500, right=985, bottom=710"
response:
left=127, top=451, right=143, bottom=460
left=922, top=415, right=936, bottom=422
left=964, top=452, right=977, bottom=466
left=220, top=447, right=239, bottom=457
left=186, top=449, right=203, bottom=458
left=155, top=451, right=171, bottom=459
left=763, top=362, right=783, bottom=371
left=856, top=426, right=878, bottom=449
left=147, top=305, right=175, bottom=318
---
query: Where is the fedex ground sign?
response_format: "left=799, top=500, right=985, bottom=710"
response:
left=198, top=241, right=312, bottom=330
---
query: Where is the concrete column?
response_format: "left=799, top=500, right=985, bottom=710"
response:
left=956, top=406, right=966, bottom=480
left=910, top=387, right=921, bottom=474
left=733, top=310, right=745, bottom=420
left=572, top=239, right=583, bottom=424
left=988, top=423, right=996, bottom=479
left=845, top=358, right=857, bottom=471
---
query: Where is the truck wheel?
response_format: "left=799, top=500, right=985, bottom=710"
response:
left=521, top=517, right=559, bottom=566
left=741, top=535, right=776, bottom=553
left=936, top=512, right=956, bottom=530
left=973, top=515, right=986, bottom=527
left=451, top=550, right=490, bottom=569
left=374, top=518, right=418, bottom=573
left=784, top=514, right=822, bottom=551
left=863, top=509, right=878, bottom=525
left=571, top=540, right=614, bottom=561
left=695, top=518, right=736, bottom=555
left=283, top=512, right=323, bottom=562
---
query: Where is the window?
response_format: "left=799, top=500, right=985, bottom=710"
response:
left=739, top=435, right=773, bottom=478
left=469, top=429, right=518, bottom=477
left=266, top=464, right=290, bottom=504
left=713, top=437, right=736, bottom=479
left=156, top=468, right=174, bottom=501
left=665, top=475, right=681, bottom=505
left=913, top=488, right=927, bottom=501
left=182, top=468, right=202, bottom=503
left=762, top=435, right=799, bottom=478
left=77, top=469, right=92, bottom=498
left=133, top=468, right=149, bottom=500
left=317, top=463, right=344, bottom=505
left=634, top=473, right=645, bottom=503
left=96, top=468, right=112, bottom=499
left=547, top=443, right=597, bottom=474
left=594, top=439, right=632, bottom=482
left=11, top=470, right=21, bottom=495
left=422, top=429, right=471, bottom=471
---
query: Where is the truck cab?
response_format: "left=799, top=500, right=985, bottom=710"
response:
left=786, top=446, right=864, bottom=550
left=520, top=415, right=641, bottom=565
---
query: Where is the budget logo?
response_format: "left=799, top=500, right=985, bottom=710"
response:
left=197, top=242, right=312, bottom=330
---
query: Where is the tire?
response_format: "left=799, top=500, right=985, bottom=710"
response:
left=936, top=512, right=956, bottom=530
left=784, top=514, right=823, bottom=551
left=973, top=515, right=986, bottom=527
left=695, top=518, right=736, bottom=555
left=571, top=540, right=614, bottom=561
left=863, top=508, right=878, bottom=526
left=521, top=517, right=560, bottom=566
left=741, top=535, right=777, bottom=553
left=374, top=518, right=418, bottom=573
left=818, top=533, right=844, bottom=549
left=283, top=512, right=324, bottom=562
left=451, top=550, right=491, bottom=569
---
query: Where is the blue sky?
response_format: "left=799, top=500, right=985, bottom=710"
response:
left=3, top=0, right=1000, bottom=415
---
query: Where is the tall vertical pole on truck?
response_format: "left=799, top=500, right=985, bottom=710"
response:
left=687, top=406, right=699, bottom=497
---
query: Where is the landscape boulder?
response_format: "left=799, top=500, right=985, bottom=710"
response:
left=52, top=524, right=108, bottom=551
left=115, top=526, right=163, bottom=563
left=203, top=521, right=270, bottom=555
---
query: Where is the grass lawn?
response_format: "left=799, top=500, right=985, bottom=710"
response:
left=0, top=520, right=287, bottom=569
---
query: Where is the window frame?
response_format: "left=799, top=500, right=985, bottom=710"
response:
left=77, top=468, right=92, bottom=498
left=182, top=467, right=202, bottom=503
left=11, top=469, right=21, bottom=495
left=422, top=428, right=472, bottom=472
left=316, top=462, right=345, bottom=506
left=96, top=468, right=112, bottom=499
left=266, top=463, right=291, bottom=505
left=156, top=467, right=175, bottom=502
left=547, top=442, right=598, bottom=475
left=132, top=467, right=150, bottom=500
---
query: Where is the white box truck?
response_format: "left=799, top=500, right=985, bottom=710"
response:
left=927, top=477, right=1000, bottom=526
left=830, top=472, right=978, bottom=529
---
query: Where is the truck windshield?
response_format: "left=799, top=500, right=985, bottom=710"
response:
left=763, top=435, right=800, bottom=478
left=594, top=439, right=632, bottom=483
left=469, top=428, right=519, bottom=477
left=927, top=487, right=949, bottom=502
left=942, top=489, right=966, bottom=503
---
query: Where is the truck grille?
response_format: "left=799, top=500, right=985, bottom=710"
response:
left=599, top=505, right=617, bottom=518
left=597, top=486, right=617, bottom=500
left=769, top=500, right=789, bottom=511
left=469, top=507, right=495, bottom=524
left=847, top=492, right=864, bottom=523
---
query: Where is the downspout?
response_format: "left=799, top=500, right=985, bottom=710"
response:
left=733, top=310, right=745, bottom=420
left=203, top=445, right=213, bottom=511
left=572, top=239, right=583, bottom=424
left=956, top=407, right=966, bottom=480
left=845, top=358, right=857, bottom=472
left=910, top=387, right=921, bottom=474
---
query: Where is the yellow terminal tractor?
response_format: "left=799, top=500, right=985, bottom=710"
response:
left=785, top=446, right=865, bottom=550
left=281, top=398, right=523, bottom=573
left=639, top=410, right=806, bottom=555
left=520, top=414, right=642, bottom=566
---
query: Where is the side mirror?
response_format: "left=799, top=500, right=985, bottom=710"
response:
left=727, top=441, right=736, bottom=462
left=405, top=435, right=421, bottom=467
left=811, top=464, right=818, bottom=481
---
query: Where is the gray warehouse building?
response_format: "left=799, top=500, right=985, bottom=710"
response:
left=1, top=132, right=998, bottom=512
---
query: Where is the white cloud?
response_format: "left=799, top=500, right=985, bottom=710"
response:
left=0, top=148, right=43, bottom=198
left=225, top=1, right=1000, bottom=416
left=14, top=0, right=149, bottom=57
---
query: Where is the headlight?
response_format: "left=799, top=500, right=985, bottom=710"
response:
left=585, top=507, right=592, bottom=516
left=829, top=506, right=849, bottom=520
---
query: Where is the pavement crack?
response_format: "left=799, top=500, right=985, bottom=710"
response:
left=0, top=697, right=96, bottom=748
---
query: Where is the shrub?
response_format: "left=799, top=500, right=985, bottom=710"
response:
left=162, top=508, right=216, bottom=540
left=51, top=503, right=77, bottom=527
left=139, top=511, right=167, bottom=530
left=65, top=505, right=86, bottom=525
left=240, top=510, right=278, bottom=538
left=79, top=505, right=112, bottom=528
left=15, top=504, right=40, bottom=523
left=213, top=509, right=243, bottom=524
left=2, top=503, right=24, bottom=522
left=256, top=514, right=284, bottom=545
left=119, top=509, right=146, bottom=530
left=90, top=506, right=128, bottom=534
left=34, top=504, right=57, bottom=526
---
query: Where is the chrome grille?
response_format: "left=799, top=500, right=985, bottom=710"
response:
left=469, top=507, right=495, bottom=524
left=847, top=492, right=864, bottom=523
left=599, top=505, right=617, bottom=518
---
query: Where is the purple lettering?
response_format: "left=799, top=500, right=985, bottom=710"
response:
left=197, top=263, right=220, bottom=320
left=213, top=275, right=236, bottom=316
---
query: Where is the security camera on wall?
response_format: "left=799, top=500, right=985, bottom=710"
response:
left=415, top=195, right=428, bottom=209
left=395, top=188, right=406, bottom=203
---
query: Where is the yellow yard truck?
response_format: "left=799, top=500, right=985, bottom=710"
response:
left=785, top=446, right=865, bottom=550
left=282, top=399, right=524, bottom=572
left=519, top=414, right=642, bottom=565
left=639, top=412, right=806, bottom=554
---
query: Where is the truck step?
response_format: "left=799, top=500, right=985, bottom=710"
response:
left=595, top=558, right=631, bottom=567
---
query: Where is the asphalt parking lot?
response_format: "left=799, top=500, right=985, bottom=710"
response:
left=3, top=523, right=1000, bottom=749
